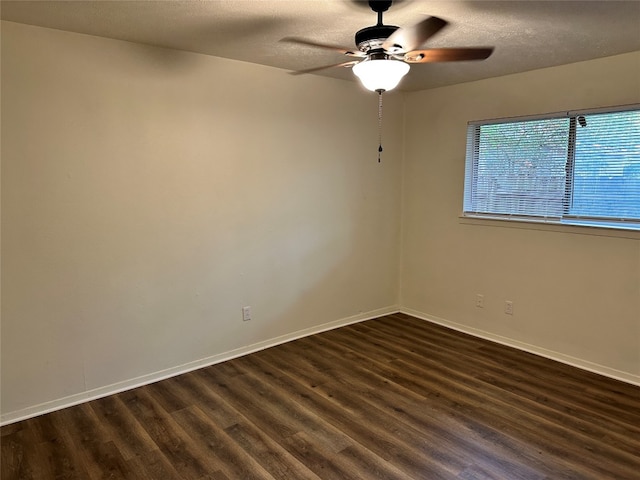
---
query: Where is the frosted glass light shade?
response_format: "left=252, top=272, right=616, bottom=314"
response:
left=352, top=59, right=410, bottom=92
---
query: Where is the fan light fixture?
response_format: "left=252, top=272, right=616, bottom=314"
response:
left=352, top=59, right=410, bottom=92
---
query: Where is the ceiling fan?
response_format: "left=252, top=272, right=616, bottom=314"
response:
left=282, top=0, right=494, bottom=92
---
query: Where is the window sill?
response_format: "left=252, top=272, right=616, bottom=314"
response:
left=459, top=214, right=640, bottom=240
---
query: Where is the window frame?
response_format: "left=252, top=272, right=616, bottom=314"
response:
left=462, top=104, right=640, bottom=233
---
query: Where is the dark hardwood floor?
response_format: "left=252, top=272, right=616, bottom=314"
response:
left=2, top=313, right=639, bottom=479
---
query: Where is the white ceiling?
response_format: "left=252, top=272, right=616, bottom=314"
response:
left=2, top=0, right=640, bottom=91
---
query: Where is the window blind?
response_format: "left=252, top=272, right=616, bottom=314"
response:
left=568, top=110, right=640, bottom=222
left=463, top=106, right=640, bottom=231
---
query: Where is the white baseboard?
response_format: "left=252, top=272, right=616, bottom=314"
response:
left=400, top=307, right=640, bottom=387
left=0, top=305, right=399, bottom=426
left=4, top=304, right=636, bottom=426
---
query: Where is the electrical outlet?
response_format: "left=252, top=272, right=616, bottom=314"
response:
left=476, top=294, right=485, bottom=308
left=504, top=301, right=514, bottom=315
left=242, top=306, right=251, bottom=322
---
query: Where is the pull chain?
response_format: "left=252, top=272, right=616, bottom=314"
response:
left=377, top=89, right=384, bottom=163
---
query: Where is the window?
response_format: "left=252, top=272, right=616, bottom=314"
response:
left=463, top=105, right=640, bottom=231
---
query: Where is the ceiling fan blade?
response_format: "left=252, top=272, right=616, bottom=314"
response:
left=280, top=37, right=365, bottom=57
left=382, top=16, right=447, bottom=54
left=404, top=47, right=494, bottom=63
left=289, top=60, right=360, bottom=75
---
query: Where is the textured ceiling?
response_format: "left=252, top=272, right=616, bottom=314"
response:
left=2, top=0, right=640, bottom=91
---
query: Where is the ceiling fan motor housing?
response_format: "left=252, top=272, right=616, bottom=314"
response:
left=369, top=1, right=393, bottom=13
left=355, top=25, right=399, bottom=54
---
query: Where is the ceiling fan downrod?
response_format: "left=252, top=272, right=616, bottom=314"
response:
left=377, top=89, right=384, bottom=163
left=370, top=0, right=392, bottom=26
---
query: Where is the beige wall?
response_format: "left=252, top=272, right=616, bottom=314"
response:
left=401, top=51, right=640, bottom=383
left=1, top=21, right=403, bottom=420
left=2, top=19, right=639, bottom=423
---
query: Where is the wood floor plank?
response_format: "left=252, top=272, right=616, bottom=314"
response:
left=118, top=388, right=215, bottom=479
left=231, top=353, right=468, bottom=479
left=252, top=332, right=544, bottom=478
left=32, top=412, right=93, bottom=480
left=196, top=367, right=353, bottom=454
left=251, top=332, right=551, bottom=480
left=55, top=403, right=133, bottom=480
left=353, top=317, right=640, bottom=452
left=171, top=406, right=275, bottom=480
left=124, top=448, right=183, bottom=480
left=325, top=329, right=636, bottom=478
left=381, top=315, right=640, bottom=426
left=223, top=421, right=323, bottom=480
left=1, top=422, right=41, bottom=479
left=279, top=431, right=362, bottom=480
left=2, top=314, right=639, bottom=480
left=89, top=394, right=160, bottom=462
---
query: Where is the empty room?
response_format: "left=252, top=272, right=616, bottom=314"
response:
left=1, top=1, right=639, bottom=479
